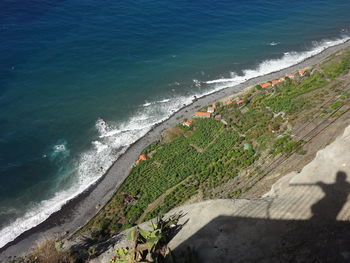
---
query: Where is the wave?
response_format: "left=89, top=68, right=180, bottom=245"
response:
left=49, top=140, right=70, bottom=163
left=205, top=36, right=350, bottom=88
left=0, top=35, right=349, bottom=249
left=142, top=98, right=171, bottom=107
left=269, top=41, right=279, bottom=46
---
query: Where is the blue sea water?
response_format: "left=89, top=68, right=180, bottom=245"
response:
left=0, top=0, right=350, bottom=247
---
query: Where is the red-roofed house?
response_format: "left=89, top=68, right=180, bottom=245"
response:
left=237, top=99, right=245, bottom=105
left=136, top=154, right=148, bottom=164
left=260, top=82, right=272, bottom=88
left=182, top=121, right=192, bottom=127
left=287, top=73, right=295, bottom=79
left=225, top=100, right=233, bottom=105
left=271, top=80, right=280, bottom=86
left=279, top=77, right=285, bottom=82
left=194, top=112, right=211, bottom=118
left=298, top=69, right=307, bottom=76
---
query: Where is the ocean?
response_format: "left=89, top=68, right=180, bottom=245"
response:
left=0, top=0, right=349, bottom=248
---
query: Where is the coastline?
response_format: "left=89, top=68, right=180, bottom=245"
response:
left=2, top=39, right=350, bottom=259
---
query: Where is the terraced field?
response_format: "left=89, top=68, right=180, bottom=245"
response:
left=83, top=48, right=350, bottom=241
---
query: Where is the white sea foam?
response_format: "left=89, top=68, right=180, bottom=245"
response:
left=0, top=35, right=349, bottom=249
left=95, top=118, right=108, bottom=135
left=50, top=141, right=70, bottom=163
left=193, top=79, right=201, bottom=87
left=269, top=41, right=279, bottom=46
left=53, top=144, right=65, bottom=151
left=205, top=36, right=350, bottom=88
left=142, top=98, right=171, bottom=107
left=92, top=141, right=108, bottom=153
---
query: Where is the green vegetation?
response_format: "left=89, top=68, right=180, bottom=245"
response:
left=331, top=100, right=344, bottom=110
left=255, top=84, right=262, bottom=91
left=322, top=50, right=350, bottom=79
left=88, top=116, right=260, bottom=239
left=82, top=48, right=350, bottom=242
left=270, top=135, right=304, bottom=156
left=110, top=214, right=180, bottom=263
left=264, top=72, right=326, bottom=114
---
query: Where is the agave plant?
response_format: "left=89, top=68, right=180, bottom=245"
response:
left=110, top=214, right=181, bottom=263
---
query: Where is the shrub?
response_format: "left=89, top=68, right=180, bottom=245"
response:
left=255, top=85, right=262, bottom=91
left=330, top=101, right=344, bottom=110
left=110, top=214, right=181, bottom=263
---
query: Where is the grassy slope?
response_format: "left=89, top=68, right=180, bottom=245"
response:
left=82, top=48, right=350, bottom=241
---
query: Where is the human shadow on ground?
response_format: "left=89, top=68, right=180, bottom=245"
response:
left=168, top=171, right=350, bottom=263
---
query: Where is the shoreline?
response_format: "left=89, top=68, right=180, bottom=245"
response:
left=2, top=39, right=350, bottom=259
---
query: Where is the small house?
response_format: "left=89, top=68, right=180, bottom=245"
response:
left=243, top=143, right=252, bottom=151
left=298, top=69, right=307, bottom=76
left=260, top=82, right=272, bottom=88
left=194, top=112, right=211, bottom=118
left=225, top=100, right=233, bottom=105
left=271, top=80, right=280, bottom=86
left=287, top=73, right=295, bottom=79
left=136, top=154, right=148, bottom=164
left=207, top=106, right=215, bottom=113
left=182, top=121, right=192, bottom=127
left=236, top=99, right=245, bottom=105
left=279, top=77, right=285, bottom=82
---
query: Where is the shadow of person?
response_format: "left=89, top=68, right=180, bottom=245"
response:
left=167, top=171, right=350, bottom=262
left=310, top=171, right=350, bottom=221
left=279, top=171, right=350, bottom=261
